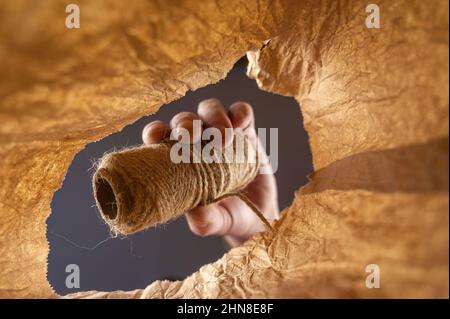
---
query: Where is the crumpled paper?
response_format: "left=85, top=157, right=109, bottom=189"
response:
left=0, top=0, right=448, bottom=298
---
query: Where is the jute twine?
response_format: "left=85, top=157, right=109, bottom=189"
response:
left=93, top=136, right=271, bottom=235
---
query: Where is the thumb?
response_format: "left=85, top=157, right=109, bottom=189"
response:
left=185, top=203, right=233, bottom=237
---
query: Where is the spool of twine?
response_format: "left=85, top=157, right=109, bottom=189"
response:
left=93, top=136, right=270, bottom=235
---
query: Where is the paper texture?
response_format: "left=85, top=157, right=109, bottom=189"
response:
left=0, top=0, right=448, bottom=298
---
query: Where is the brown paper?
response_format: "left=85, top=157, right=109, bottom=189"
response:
left=0, top=0, right=448, bottom=298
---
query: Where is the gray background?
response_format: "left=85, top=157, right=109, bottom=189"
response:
left=47, top=58, right=313, bottom=295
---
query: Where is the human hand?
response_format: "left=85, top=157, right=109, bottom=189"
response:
left=142, top=99, right=279, bottom=246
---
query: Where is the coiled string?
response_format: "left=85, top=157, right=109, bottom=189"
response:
left=93, top=136, right=272, bottom=235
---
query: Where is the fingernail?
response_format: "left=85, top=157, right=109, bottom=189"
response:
left=231, top=108, right=245, bottom=121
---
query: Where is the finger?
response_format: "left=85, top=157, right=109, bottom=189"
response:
left=218, top=196, right=266, bottom=238
left=228, top=101, right=259, bottom=151
left=228, top=101, right=272, bottom=171
left=185, top=203, right=233, bottom=237
left=142, top=120, right=169, bottom=145
left=169, top=112, right=202, bottom=144
left=228, top=101, right=255, bottom=130
left=197, top=98, right=233, bottom=147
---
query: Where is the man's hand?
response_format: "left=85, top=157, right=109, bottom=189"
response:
left=142, top=99, right=279, bottom=246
